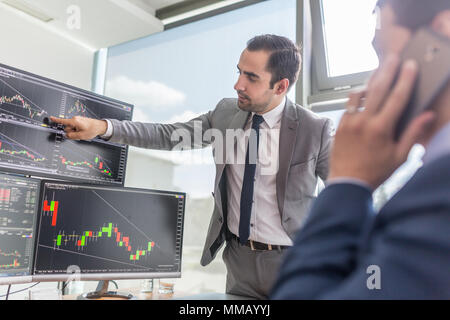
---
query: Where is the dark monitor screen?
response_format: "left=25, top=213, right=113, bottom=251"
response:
left=0, top=63, right=132, bottom=185
left=0, top=173, right=40, bottom=283
left=33, top=181, right=185, bottom=281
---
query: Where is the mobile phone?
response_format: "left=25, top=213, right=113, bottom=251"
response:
left=394, top=27, right=450, bottom=140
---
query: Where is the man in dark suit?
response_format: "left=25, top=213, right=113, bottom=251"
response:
left=271, top=0, right=450, bottom=299
left=51, top=35, right=333, bottom=299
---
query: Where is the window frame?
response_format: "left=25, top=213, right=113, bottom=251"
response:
left=309, top=0, right=375, bottom=94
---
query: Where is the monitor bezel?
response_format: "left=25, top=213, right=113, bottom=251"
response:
left=0, top=62, right=134, bottom=186
left=32, top=180, right=186, bottom=282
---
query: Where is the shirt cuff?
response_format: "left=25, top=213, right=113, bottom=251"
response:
left=99, top=119, right=113, bottom=140
left=325, top=177, right=373, bottom=192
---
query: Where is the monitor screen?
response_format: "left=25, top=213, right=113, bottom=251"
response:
left=0, top=173, right=40, bottom=284
left=33, top=181, right=185, bottom=281
left=0, top=63, right=132, bottom=185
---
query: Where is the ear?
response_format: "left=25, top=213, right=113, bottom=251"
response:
left=275, top=78, right=290, bottom=95
left=431, top=10, right=450, bottom=38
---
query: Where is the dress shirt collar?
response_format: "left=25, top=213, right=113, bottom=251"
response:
left=251, top=96, right=286, bottom=129
left=422, top=122, right=450, bottom=165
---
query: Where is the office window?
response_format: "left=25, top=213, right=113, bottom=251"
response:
left=320, top=109, right=425, bottom=210
left=103, top=0, right=296, bottom=294
left=311, top=0, right=379, bottom=92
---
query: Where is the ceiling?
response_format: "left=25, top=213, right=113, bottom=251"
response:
left=0, top=0, right=189, bottom=50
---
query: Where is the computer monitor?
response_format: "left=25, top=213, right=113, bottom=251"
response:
left=0, top=63, right=133, bottom=185
left=32, top=180, right=185, bottom=282
left=0, top=173, right=40, bottom=285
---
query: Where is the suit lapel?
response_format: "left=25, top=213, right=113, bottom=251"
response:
left=215, top=109, right=250, bottom=211
left=276, top=99, right=299, bottom=215
left=217, top=109, right=250, bottom=179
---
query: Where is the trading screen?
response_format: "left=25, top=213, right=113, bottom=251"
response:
left=0, top=64, right=132, bottom=185
left=33, top=182, right=185, bottom=276
left=0, top=173, right=39, bottom=278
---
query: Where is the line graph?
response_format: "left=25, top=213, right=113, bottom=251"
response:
left=67, top=99, right=87, bottom=116
left=0, top=76, right=60, bottom=124
left=0, top=229, right=33, bottom=273
left=58, top=154, right=113, bottom=177
left=0, top=249, right=21, bottom=258
left=0, top=248, right=21, bottom=269
left=0, top=94, right=47, bottom=119
left=0, top=140, right=47, bottom=163
left=0, top=64, right=132, bottom=185
left=0, top=121, right=52, bottom=169
left=0, top=258, right=20, bottom=269
left=63, top=94, right=132, bottom=121
left=66, top=98, right=101, bottom=119
left=57, top=138, right=124, bottom=182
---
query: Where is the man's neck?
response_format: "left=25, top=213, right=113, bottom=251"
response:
left=257, top=95, right=286, bottom=115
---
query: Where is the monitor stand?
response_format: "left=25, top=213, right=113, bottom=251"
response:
left=77, top=280, right=137, bottom=300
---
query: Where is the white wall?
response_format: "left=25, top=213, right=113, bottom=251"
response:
left=0, top=5, right=94, bottom=90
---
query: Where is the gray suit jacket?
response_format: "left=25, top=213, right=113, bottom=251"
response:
left=107, top=98, right=333, bottom=266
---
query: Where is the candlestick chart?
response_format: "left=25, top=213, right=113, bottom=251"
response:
left=34, top=183, right=185, bottom=275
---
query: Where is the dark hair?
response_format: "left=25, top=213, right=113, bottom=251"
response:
left=246, top=34, right=301, bottom=91
left=376, top=0, right=450, bottom=31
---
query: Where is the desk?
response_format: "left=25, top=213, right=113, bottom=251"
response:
left=62, top=287, right=184, bottom=300
left=62, top=288, right=253, bottom=300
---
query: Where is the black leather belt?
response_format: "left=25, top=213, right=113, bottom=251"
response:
left=229, top=233, right=290, bottom=251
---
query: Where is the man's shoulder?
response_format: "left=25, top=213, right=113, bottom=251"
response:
left=286, top=100, right=333, bottom=135
left=291, top=101, right=329, bottom=124
left=215, top=98, right=239, bottom=111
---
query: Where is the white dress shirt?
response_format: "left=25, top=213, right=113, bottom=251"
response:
left=100, top=119, right=113, bottom=140
left=226, top=97, right=293, bottom=246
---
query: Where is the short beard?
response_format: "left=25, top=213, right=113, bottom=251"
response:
left=237, top=93, right=272, bottom=114
left=237, top=101, right=270, bottom=114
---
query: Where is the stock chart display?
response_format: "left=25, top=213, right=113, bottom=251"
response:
left=0, top=63, right=133, bottom=185
left=33, top=182, right=185, bottom=276
left=0, top=173, right=39, bottom=277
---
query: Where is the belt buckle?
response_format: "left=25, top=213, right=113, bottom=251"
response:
left=249, top=240, right=273, bottom=251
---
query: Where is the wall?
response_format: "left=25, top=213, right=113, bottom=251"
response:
left=0, top=4, right=94, bottom=90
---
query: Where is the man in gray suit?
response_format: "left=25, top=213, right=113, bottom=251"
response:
left=51, top=34, right=333, bottom=299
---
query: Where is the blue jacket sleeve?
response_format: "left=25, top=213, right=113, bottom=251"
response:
left=270, top=183, right=374, bottom=299
left=271, top=181, right=450, bottom=299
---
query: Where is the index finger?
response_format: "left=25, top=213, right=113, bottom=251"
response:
left=363, top=54, right=401, bottom=115
left=50, top=116, right=74, bottom=126
left=379, top=59, right=419, bottom=132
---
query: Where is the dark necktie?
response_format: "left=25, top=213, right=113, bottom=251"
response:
left=239, top=114, right=264, bottom=244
